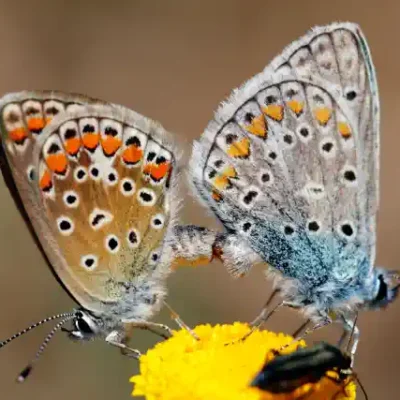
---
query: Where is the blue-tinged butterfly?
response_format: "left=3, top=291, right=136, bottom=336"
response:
left=0, top=91, right=221, bottom=381
left=189, top=22, right=400, bottom=357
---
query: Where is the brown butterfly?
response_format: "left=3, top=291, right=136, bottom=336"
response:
left=0, top=91, right=221, bottom=381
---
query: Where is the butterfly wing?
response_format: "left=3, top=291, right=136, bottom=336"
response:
left=0, top=91, right=104, bottom=302
left=1, top=94, right=178, bottom=312
left=190, top=23, right=378, bottom=283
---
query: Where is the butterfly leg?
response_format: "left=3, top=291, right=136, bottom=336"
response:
left=105, top=331, right=141, bottom=359
left=280, top=317, right=332, bottom=351
left=127, top=321, right=173, bottom=340
left=338, top=316, right=360, bottom=364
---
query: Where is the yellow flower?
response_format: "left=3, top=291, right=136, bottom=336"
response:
left=130, top=323, right=356, bottom=400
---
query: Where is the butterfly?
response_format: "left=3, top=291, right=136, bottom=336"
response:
left=250, top=342, right=366, bottom=399
left=0, top=91, right=220, bottom=381
left=189, top=22, right=400, bottom=357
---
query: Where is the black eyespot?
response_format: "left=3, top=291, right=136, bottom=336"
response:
left=341, top=224, right=354, bottom=237
left=60, top=220, right=71, bottom=231
left=284, top=225, right=294, bottom=235
left=126, top=136, right=141, bottom=146
left=285, top=89, right=297, bottom=98
left=153, top=218, right=162, bottom=226
left=156, top=155, right=167, bottom=164
left=151, top=253, right=158, bottom=261
left=83, top=124, right=95, bottom=133
left=244, top=112, right=254, bottom=123
left=344, top=170, right=356, bottom=182
left=108, top=237, right=118, bottom=251
left=108, top=173, right=116, bottom=182
left=265, top=95, right=277, bottom=104
left=76, top=318, right=93, bottom=334
left=64, top=129, right=77, bottom=139
left=308, top=221, right=320, bottom=232
left=129, top=231, right=138, bottom=244
left=214, top=159, right=224, bottom=168
left=243, top=222, right=252, bottom=232
left=104, top=126, right=118, bottom=136
left=313, top=94, right=324, bottom=103
left=208, top=170, right=217, bottom=179
left=147, top=152, right=156, bottom=162
left=281, top=261, right=290, bottom=269
left=48, top=143, right=60, bottom=154
left=90, top=167, right=99, bottom=177
left=45, top=106, right=59, bottom=116
left=92, top=214, right=105, bottom=226
left=66, top=195, right=76, bottom=205
left=322, top=142, right=333, bottom=152
left=225, top=134, right=238, bottom=145
left=243, top=190, right=258, bottom=205
left=123, top=181, right=133, bottom=192
left=77, top=169, right=86, bottom=179
left=28, top=168, right=35, bottom=181
left=346, top=91, right=357, bottom=101
left=140, top=191, right=153, bottom=203
left=85, top=258, right=95, bottom=267
left=261, top=173, right=270, bottom=183
left=299, top=127, right=309, bottom=137
left=269, top=151, right=277, bottom=160
left=283, top=134, right=293, bottom=144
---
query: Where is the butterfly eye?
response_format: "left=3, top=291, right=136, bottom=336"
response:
left=75, top=318, right=93, bottom=335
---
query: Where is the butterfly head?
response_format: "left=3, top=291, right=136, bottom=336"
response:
left=66, top=309, right=103, bottom=341
left=365, top=269, right=400, bottom=310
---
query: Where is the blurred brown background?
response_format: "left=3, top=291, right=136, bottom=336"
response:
left=0, top=0, right=398, bottom=399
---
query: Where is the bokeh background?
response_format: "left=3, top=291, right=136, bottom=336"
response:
left=0, top=1, right=398, bottom=399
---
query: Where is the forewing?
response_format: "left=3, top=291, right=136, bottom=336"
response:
left=31, top=106, right=177, bottom=311
left=0, top=91, right=104, bottom=302
left=190, top=23, right=378, bottom=280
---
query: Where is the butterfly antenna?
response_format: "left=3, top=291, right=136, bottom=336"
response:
left=0, top=312, right=74, bottom=349
left=354, top=374, right=369, bottom=400
left=16, top=314, right=75, bottom=383
left=163, top=301, right=199, bottom=340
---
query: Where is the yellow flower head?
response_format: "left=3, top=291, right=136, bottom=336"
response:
left=130, top=323, right=356, bottom=400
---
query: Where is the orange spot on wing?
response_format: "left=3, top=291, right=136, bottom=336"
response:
left=27, top=118, right=45, bottom=132
left=46, top=154, right=68, bottom=174
left=65, top=137, right=81, bottom=155
left=222, top=165, right=237, bottom=179
left=122, top=145, right=143, bottom=164
left=338, top=122, right=352, bottom=138
left=263, top=104, right=284, bottom=121
left=245, top=115, right=267, bottom=138
left=227, top=138, right=250, bottom=158
left=287, top=100, right=304, bottom=116
left=314, top=107, right=332, bottom=126
left=39, top=170, right=52, bottom=191
left=212, top=191, right=222, bottom=202
left=9, top=127, right=28, bottom=143
left=144, top=162, right=170, bottom=181
left=82, top=133, right=100, bottom=150
left=101, top=136, right=121, bottom=156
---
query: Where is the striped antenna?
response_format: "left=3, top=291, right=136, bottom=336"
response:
left=17, top=314, right=75, bottom=383
left=0, top=312, right=74, bottom=349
